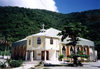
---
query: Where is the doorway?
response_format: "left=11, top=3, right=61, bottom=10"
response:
left=41, top=51, right=49, bottom=60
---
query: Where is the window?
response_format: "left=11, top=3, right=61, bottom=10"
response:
left=83, top=47, right=86, bottom=54
left=50, top=37, right=53, bottom=44
left=29, top=39, right=31, bottom=45
left=62, top=46, right=66, bottom=51
left=70, top=47, right=73, bottom=51
left=77, top=47, right=80, bottom=54
left=37, top=37, right=41, bottom=44
left=70, top=46, right=74, bottom=54
left=62, top=46, right=66, bottom=57
left=77, top=47, right=80, bottom=51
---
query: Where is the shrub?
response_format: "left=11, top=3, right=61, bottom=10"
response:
left=0, top=50, right=11, bottom=56
left=0, top=61, right=6, bottom=68
left=68, top=53, right=89, bottom=59
left=8, top=59, right=23, bottom=67
left=82, top=54, right=89, bottom=58
left=59, top=54, right=64, bottom=61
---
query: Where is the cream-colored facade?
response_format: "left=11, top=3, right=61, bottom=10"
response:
left=26, top=35, right=60, bottom=61
left=60, top=37, right=96, bottom=62
left=12, top=26, right=97, bottom=62
left=24, top=27, right=61, bottom=61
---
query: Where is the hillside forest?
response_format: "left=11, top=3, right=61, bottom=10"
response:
left=0, top=6, right=100, bottom=58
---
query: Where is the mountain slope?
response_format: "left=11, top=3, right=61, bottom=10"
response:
left=0, top=6, right=100, bottom=44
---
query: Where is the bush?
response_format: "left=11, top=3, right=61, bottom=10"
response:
left=8, top=59, right=23, bottom=67
left=0, top=61, right=6, bottom=68
left=82, top=54, right=89, bottom=58
left=59, top=54, right=64, bottom=61
left=0, top=50, right=11, bottom=56
left=68, top=53, right=89, bottom=59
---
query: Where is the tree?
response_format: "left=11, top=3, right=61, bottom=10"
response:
left=0, top=22, right=11, bottom=56
left=60, top=22, right=87, bottom=66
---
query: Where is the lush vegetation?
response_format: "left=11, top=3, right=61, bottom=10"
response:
left=0, top=6, right=100, bottom=58
left=7, top=59, right=23, bottom=67
left=59, top=54, right=64, bottom=61
left=0, top=42, right=11, bottom=56
left=0, top=61, right=6, bottom=68
left=59, top=22, right=88, bottom=66
left=0, top=59, right=23, bottom=68
left=0, top=51, right=11, bottom=56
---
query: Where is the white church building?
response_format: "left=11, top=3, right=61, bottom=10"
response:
left=11, top=25, right=97, bottom=62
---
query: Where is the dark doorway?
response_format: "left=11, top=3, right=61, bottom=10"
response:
left=41, top=51, right=49, bottom=60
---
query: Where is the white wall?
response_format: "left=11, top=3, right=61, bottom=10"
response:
left=27, top=36, right=45, bottom=50
left=32, top=36, right=45, bottom=50
left=36, top=50, right=41, bottom=60
left=49, top=50, right=57, bottom=61
left=27, top=36, right=60, bottom=61
left=89, top=47, right=94, bottom=61
left=27, top=36, right=32, bottom=50
left=45, top=37, right=59, bottom=50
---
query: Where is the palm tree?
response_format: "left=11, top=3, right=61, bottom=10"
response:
left=60, top=22, right=87, bottom=66
left=0, top=29, right=11, bottom=57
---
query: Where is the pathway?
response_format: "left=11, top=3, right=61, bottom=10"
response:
left=41, top=60, right=100, bottom=69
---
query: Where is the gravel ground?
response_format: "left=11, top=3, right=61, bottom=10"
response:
left=41, top=60, right=100, bottom=69
left=0, top=59, right=40, bottom=69
left=0, top=58, right=100, bottom=69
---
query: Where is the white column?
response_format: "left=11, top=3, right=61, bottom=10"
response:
left=25, top=51, right=27, bottom=61
left=56, top=51, right=59, bottom=61
left=93, top=47, right=95, bottom=61
left=30, top=51, right=33, bottom=62
left=44, top=51, right=46, bottom=61
left=55, top=50, right=57, bottom=60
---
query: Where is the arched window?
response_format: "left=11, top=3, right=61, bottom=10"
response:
left=37, top=37, right=41, bottom=44
left=62, top=46, right=66, bottom=51
left=50, top=37, right=53, bottom=44
left=77, top=47, right=80, bottom=54
left=84, top=47, right=86, bottom=51
left=29, top=39, right=31, bottom=45
left=70, top=46, right=74, bottom=54
left=62, top=46, right=66, bottom=57
left=83, top=47, right=86, bottom=54
left=77, top=47, right=80, bottom=51
left=70, top=47, right=73, bottom=51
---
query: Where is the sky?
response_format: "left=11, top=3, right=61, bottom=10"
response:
left=0, top=0, right=99, bottom=14
left=55, top=0, right=100, bottom=13
left=0, top=0, right=58, bottom=12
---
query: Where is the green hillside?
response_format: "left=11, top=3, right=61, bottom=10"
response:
left=0, top=6, right=100, bottom=58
